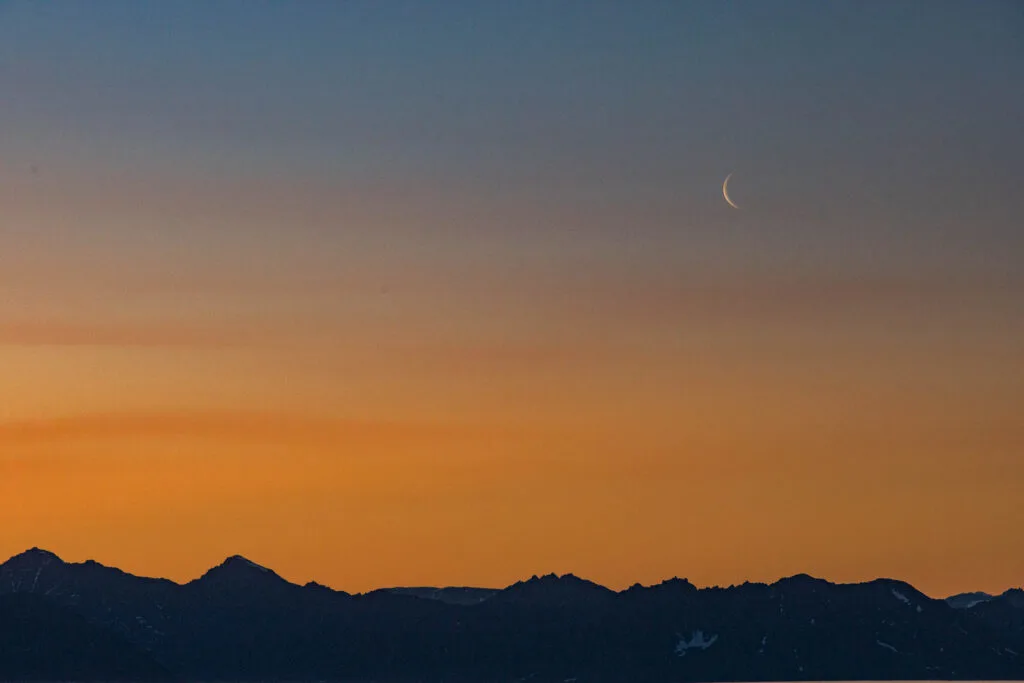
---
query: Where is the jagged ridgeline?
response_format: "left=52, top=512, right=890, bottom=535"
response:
left=1, top=548, right=1022, bottom=682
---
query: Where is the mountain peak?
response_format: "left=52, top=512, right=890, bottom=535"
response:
left=777, top=572, right=829, bottom=585
left=520, top=572, right=602, bottom=589
left=191, top=555, right=288, bottom=588
left=499, top=572, right=615, bottom=604
left=621, top=576, right=697, bottom=599
left=525, top=572, right=592, bottom=584
left=303, top=580, right=335, bottom=592
left=221, top=555, right=272, bottom=572
left=2, top=547, right=64, bottom=568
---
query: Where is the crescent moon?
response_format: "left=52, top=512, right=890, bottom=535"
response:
left=722, top=173, right=740, bottom=210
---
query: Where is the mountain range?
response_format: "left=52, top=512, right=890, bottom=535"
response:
left=0, top=548, right=1021, bottom=682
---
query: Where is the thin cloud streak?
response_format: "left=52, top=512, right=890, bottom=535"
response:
left=0, top=320, right=246, bottom=348
left=0, top=411, right=483, bottom=447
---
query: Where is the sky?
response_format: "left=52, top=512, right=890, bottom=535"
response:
left=1, top=0, right=1023, bottom=597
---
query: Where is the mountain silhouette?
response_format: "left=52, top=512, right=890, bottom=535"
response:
left=0, top=593, right=171, bottom=681
left=0, top=548, right=1021, bottom=682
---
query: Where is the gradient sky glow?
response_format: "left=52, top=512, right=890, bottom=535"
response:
left=2, top=1, right=1023, bottom=596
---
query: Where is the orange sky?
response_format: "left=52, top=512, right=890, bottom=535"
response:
left=2, top=3, right=1023, bottom=599
left=2, top=239, right=1021, bottom=596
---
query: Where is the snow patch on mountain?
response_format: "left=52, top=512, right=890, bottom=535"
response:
left=675, top=630, right=718, bottom=656
left=877, top=640, right=899, bottom=653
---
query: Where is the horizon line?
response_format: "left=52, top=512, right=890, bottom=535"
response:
left=5, top=547, right=1020, bottom=601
